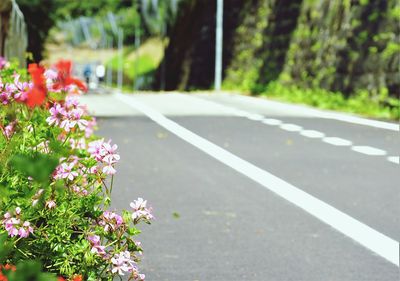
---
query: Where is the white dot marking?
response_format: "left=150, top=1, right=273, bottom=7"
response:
left=247, top=114, right=265, bottom=121
left=280, top=124, right=303, bottom=132
left=387, top=156, right=399, bottom=164
left=300, top=130, right=325, bottom=138
left=351, top=146, right=387, bottom=156
left=322, top=137, right=352, bottom=146
left=262, top=118, right=282, bottom=126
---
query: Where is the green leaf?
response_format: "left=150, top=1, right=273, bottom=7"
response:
left=9, top=153, right=59, bottom=184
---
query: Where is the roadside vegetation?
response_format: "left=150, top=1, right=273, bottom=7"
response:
left=261, top=82, right=399, bottom=120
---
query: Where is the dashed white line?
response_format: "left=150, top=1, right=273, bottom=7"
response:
left=116, top=93, right=399, bottom=267
left=262, top=118, right=282, bottom=125
left=246, top=114, right=265, bottom=121
left=322, top=137, right=353, bottom=146
left=176, top=94, right=395, bottom=163
left=387, top=156, right=399, bottom=164
left=300, top=130, right=325, bottom=138
left=230, top=94, right=400, bottom=131
left=351, top=146, right=387, bottom=156
left=280, top=124, right=303, bottom=132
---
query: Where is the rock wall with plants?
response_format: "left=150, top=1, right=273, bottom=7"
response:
left=160, top=0, right=399, bottom=97
left=281, top=0, right=399, bottom=97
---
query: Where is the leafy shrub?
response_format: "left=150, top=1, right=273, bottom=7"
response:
left=0, top=59, right=153, bottom=280
left=262, top=81, right=399, bottom=120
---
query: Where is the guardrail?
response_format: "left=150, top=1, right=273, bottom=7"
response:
left=0, top=0, right=27, bottom=66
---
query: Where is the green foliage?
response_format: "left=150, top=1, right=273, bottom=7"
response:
left=9, top=153, right=58, bottom=185
left=2, top=261, right=57, bottom=281
left=262, top=81, right=399, bottom=120
left=222, top=0, right=399, bottom=120
left=0, top=61, right=151, bottom=280
left=107, top=38, right=163, bottom=84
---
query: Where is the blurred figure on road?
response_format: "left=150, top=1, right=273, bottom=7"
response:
left=96, top=63, right=105, bottom=83
left=83, top=64, right=92, bottom=85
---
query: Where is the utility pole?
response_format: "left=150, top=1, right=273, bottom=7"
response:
left=133, top=0, right=141, bottom=91
left=106, top=36, right=113, bottom=87
left=214, top=0, right=223, bottom=91
left=117, top=28, right=123, bottom=90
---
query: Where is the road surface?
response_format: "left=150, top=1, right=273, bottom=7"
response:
left=79, top=91, right=399, bottom=281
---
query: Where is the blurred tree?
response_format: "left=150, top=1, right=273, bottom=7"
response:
left=17, top=0, right=56, bottom=62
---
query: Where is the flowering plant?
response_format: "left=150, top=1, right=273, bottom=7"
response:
left=0, top=59, right=153, bottom=281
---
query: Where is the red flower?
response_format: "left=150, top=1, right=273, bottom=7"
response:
left=0, top=264, right=16, bottom=281
left=53, top=60, right=87, bottom=92
left=57, top=277, right=66, bottom=281
left=72, top=275, right=83, bottom=281
left=26, top=63, right=47, bottom=108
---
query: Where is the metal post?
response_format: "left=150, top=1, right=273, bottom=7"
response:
left=133, top=26, right=141, bottom=91
left=117, top=28, right=123, bottom=90
left=160, top=21, right=166, bottom=91
left=106, top=36, right=113, bottom=87
left=214, top=0, right=223, bottom=91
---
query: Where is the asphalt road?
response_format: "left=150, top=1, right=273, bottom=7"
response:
left=80, top=91, right=399, bottom=281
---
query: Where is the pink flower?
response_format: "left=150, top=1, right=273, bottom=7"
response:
left=18, top=221, right=33, bottom=238
left=0, top=56, right=6, bottom=69
left=45, top=200, right=56, bottom=209
left=88, top=235, right=106, bottom=257
left=35, top=141, right=51, bottom=154
left=2, top=209, right=33, bottom=238
left=130, top=198, right=154, bottom=223
left=111, top=251, right=138, bottom=276
left=12, top=74, right=31, bottom=102
left=46, top=103, right=66, bottom=126
left=64, top=95, right=80, bottom=109
left=59, top=162, right=78, bottom=181
left=98, top=211, right=123, bottom=232
left=88, top=139, right=120, bottom=175
left=102, top=163, right=116, bottom=175
left=1, top=121, right=16, bottom=139
left=0, top=90, right=11, bottom=105
left=69, top=138, right=86, bottom=150
left=85, top=118, right=97, bottom=138
left=44, top=69, right=58, bottom=80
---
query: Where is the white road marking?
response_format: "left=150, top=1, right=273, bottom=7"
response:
left=387, top=156, right=399, bottom=164
left=262, top=118, right=282, bottom=125
left=300, top=130, right=325, bottom=138
left=351, top=146, right=387, bottom=156
left=116, top=93, right=399, bottom=267
left=246, top=114, right=265, bottom=121
left=179, top=94, right=395, bottom=162
left=322, top=137, right=353, bottom=146
left=280, top=124, right=303, bottom=132
left=230, top=94, right=400, bottom=131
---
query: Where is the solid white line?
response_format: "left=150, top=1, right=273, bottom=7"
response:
left=300, top=130, right=325, bottom=138
left=351, top=146, right=387, bottom=156
left=116, top=93, right=399, bottom=267
left=322, top=137, right=353, bottom=146
left=262, top=118, right=282, bottom=125
left=387, top=156, right=399, bottom=164
left=280, top=124, right=303, bottom=132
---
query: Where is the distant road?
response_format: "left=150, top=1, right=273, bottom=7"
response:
left=80, top=91, right=399, bottom=281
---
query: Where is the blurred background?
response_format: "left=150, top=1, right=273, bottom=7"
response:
left=0, top=0, right=399, bottom=117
